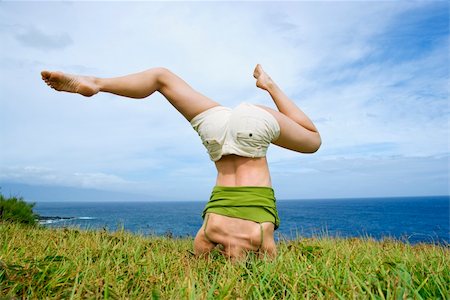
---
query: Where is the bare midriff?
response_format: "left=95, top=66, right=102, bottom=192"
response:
left=214, top=154, right=272, bottom=187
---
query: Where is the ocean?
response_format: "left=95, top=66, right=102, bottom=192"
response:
left=33, top=196, right=449, bottom=245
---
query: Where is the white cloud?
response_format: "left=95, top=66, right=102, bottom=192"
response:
left=13, top=26, right=73, bottom=50
left=271, top=154, right=449, bottom=199
left=0, top=166, right=134, bottom=191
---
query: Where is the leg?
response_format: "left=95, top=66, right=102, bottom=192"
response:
left=258, top=105, right=321, bottom=153
left=41, top=68, right=220, bottom=121
left=253, top=64, right=321, bottom=153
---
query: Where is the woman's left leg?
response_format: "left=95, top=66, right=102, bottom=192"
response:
left=41, top=67, right=220, bottom=121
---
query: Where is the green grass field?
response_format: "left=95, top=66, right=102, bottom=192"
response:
left=0, top=222, right=448, bottom=299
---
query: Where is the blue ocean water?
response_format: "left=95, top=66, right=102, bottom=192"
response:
left=33, top=196, right=449, bottom=244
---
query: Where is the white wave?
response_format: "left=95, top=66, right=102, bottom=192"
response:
left=39, top=219, right=68, bottom=225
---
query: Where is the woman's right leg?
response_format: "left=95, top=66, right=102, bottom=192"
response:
left=41, top=68, right=220, bottom=121
left=253, top=64, right=322, bottom=154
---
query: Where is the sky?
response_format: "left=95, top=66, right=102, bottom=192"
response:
left=0, top=1, right=448, bottom=202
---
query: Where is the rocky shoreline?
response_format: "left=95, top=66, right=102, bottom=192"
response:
left=37, top=216, right=76, bottom=224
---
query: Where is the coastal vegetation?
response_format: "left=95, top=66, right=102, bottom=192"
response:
left=0, top=193, right=38, bottom=225
left=1, top=222, right=448, bottom=299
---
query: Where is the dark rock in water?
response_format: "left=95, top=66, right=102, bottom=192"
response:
left=37, top=216, right=76, bottom=224
left=38, top=216, right=75, bottom=221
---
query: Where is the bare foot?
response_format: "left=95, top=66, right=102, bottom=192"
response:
left=41, top=70, right=99, bottom=97
left=253, top=64, right=274, bottom=91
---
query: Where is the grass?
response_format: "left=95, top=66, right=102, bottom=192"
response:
left=0, top=222, right=448, bottom=299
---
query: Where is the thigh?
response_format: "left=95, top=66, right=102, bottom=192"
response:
left=159, top=69, right=222, bottom=121
left=256, top=105, right=319, bottom=153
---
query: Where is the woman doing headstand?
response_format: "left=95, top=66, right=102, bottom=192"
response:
left=41, top=64, right=321, bottom=259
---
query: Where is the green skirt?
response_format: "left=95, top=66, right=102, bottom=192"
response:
left=202, top=186, right=280, bottom=229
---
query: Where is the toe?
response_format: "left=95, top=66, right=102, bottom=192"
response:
left=41, top=70, right=51, bottom=79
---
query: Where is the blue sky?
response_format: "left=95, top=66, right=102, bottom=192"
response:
left=0, top=1, right=448, bottom=202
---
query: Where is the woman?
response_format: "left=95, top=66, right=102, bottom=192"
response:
left=41, top=64, right=321, bottom=259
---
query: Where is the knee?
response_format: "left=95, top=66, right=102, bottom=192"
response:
left=299, top=132, right=322, bottom=154
left=309, top=133, right=322, bottom=153
left=151, top=67, right=173, bottom=86
left=153, top=67, right=172, bottom=75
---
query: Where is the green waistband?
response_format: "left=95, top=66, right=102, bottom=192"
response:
left=202, top=186, right=280, bottom=229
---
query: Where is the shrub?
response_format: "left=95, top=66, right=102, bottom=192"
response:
left=0, top=193, right=38, bottom=225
